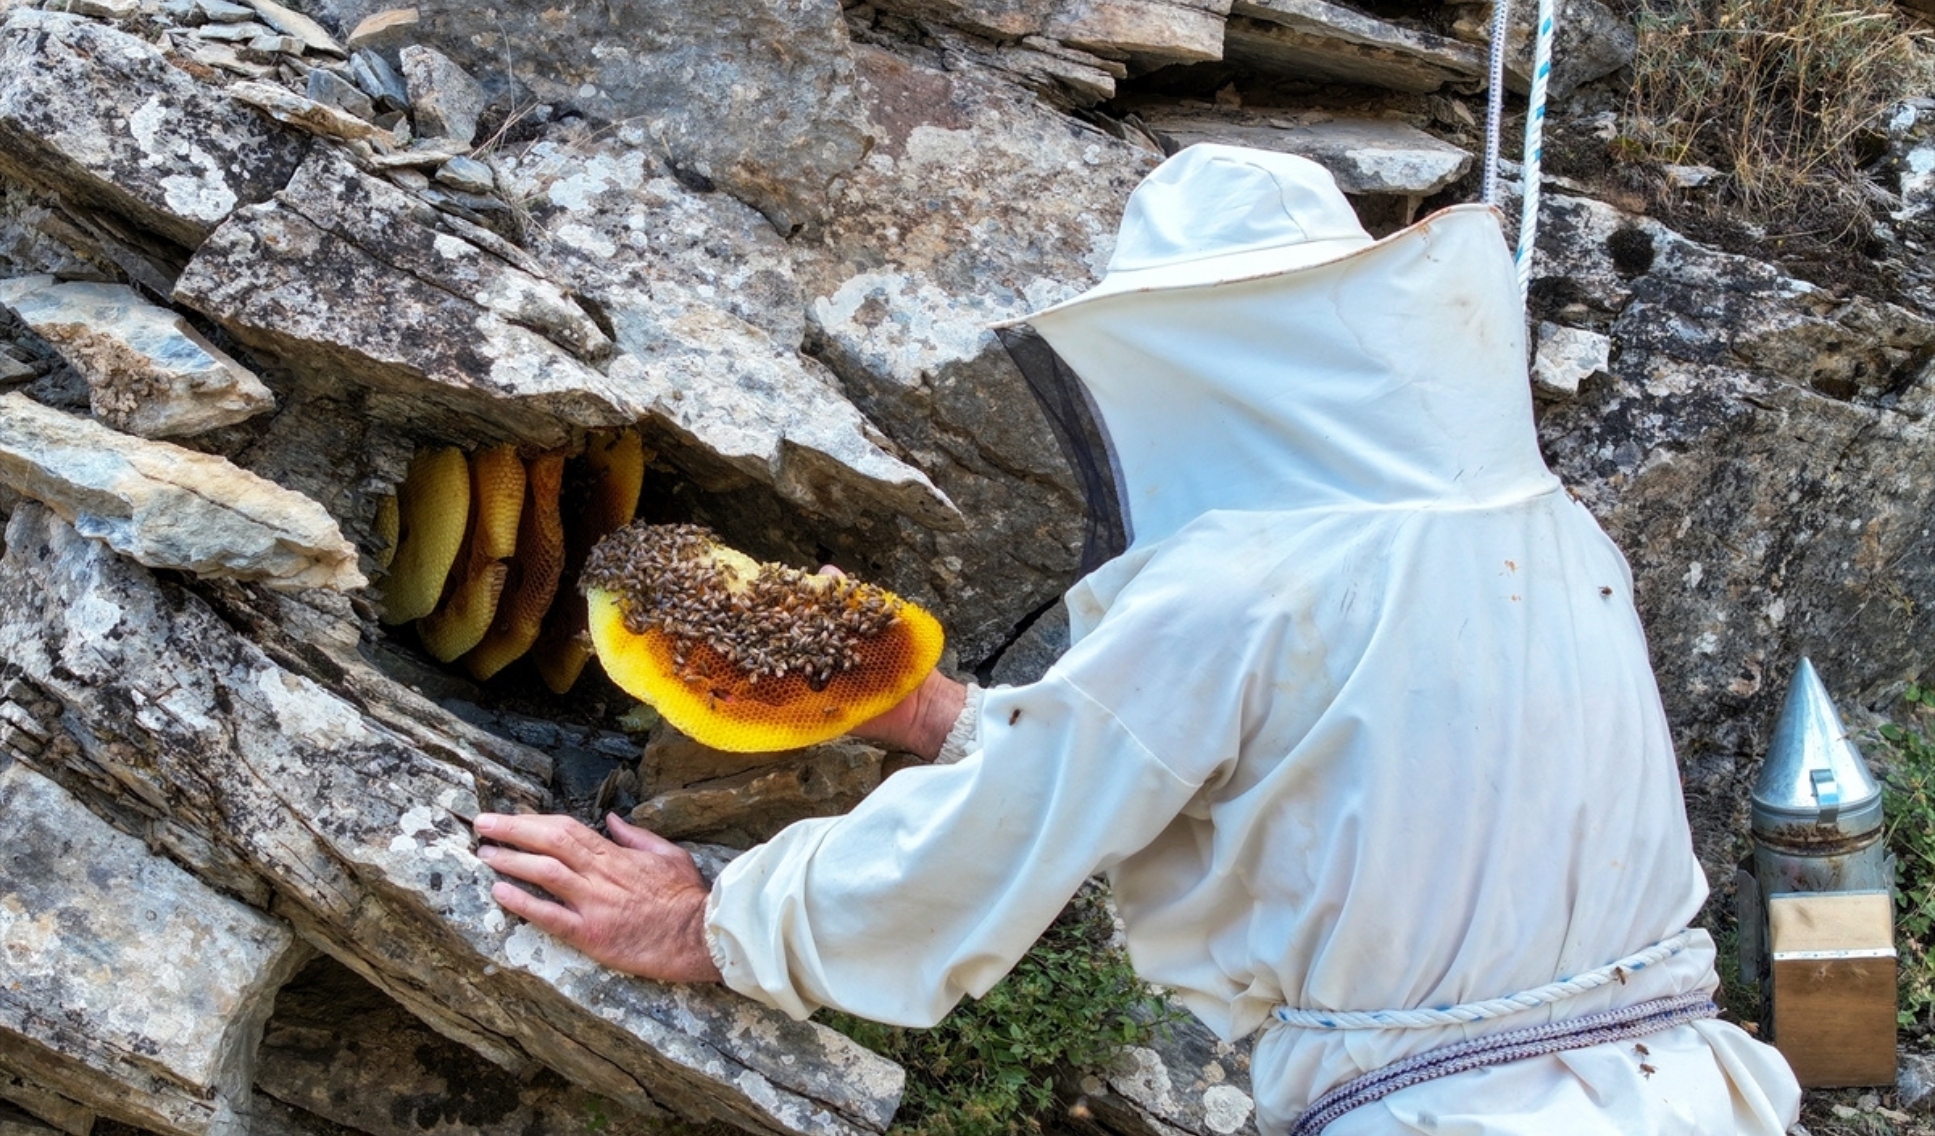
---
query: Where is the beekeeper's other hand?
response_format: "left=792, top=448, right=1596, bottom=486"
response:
left=473, top=811, right=722, bottom=983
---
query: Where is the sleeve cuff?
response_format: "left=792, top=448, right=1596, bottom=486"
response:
left=935, top=683, right=984, bottom=765
left=702, top=881, right=734, bottom=987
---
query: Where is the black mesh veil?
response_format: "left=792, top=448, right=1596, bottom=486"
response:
left=997, top=326, right=1131, bottom=574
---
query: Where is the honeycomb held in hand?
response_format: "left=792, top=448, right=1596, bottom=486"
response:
left=583, top=524, right=944, bottom=753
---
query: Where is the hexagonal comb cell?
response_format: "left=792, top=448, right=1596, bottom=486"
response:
left=463, top=450, right=567, bottom=680
left=583, top=523, right=943, bottom=753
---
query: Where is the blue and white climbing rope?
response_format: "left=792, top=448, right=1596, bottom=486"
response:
left=1516, top=0, right=1557, bottom=299
left=1480, top=0, right=1559, bottom=303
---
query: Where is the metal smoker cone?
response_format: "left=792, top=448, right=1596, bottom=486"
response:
left=1752, top=658, right=1881, bottom=836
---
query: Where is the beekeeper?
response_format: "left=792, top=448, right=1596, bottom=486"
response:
left=474, top=144, right=1803, bottom=1134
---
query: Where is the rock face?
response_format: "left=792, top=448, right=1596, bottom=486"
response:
left=0, top=392, right=363, bottom=591
left=0, top=759, right=305, bottom=1136
left=0, top=275, right=274, bottom=437
left=409, top=0, right=872, bottom=234
left=0, top=504, right=904, bottom=1136
left=0, top=10, right=307, bottom=249
left=1532, top=194, right=1935, bottom=875
left=799, top=47, right=1155, bottom=662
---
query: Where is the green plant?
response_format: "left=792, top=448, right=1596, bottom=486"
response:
left=820, top=888, right=1178, bottom=1136
left=1879, top=683, right=1935, bottom=1031
left=1622, top=0, right=1931, bottom=238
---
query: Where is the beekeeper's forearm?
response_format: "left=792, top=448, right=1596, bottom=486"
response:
left=703, top=677, right=1202, bottom=1025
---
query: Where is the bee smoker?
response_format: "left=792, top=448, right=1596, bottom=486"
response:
left=1736, top=658, right=1896, bottom=1087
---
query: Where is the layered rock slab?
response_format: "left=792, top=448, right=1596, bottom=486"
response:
left=180, top=150, right=949, bottom=527
left=1224, top=0, right=1485, bottom=93
left=1132, top=109, right=1472, bottom=196
left=0, top=504, right=904, bottom=1136
left=0, top=275, right=274, bottom=437
left=0, top=10, right=307, bottom=249
left=0, top=759, right=305, bottom=1136
left=0, top=392, right=362, bottom=591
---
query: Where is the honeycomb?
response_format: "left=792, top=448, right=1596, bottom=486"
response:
left=381, top=446, right=470, bottom=625
left=419, top=444, right=524, bottom=662
left=582, top=523, right=944, bottom=752
left=463, top=451, right=566, bottom=680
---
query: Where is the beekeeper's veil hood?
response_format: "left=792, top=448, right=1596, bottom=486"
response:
left=999, top=144, right=1558, bottom=568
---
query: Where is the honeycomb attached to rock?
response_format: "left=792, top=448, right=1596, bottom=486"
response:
left=583, top=523, right=944, bottom=753
left=381, top=446, right=469, bottom=625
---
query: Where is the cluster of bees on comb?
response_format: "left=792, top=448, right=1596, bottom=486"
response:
left=374, top=436, right=944, bottom=753
left=373, top=430, right=646, bottom=693
left=582, top=523, right=944, bottom=753
left=583, top=523, right=901, bottom=691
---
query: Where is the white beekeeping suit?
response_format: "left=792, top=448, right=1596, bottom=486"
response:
left=706, top=145, right=1802, bottom=1134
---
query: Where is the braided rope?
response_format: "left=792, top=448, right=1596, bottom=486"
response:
left=1272, top=931, right=1692, bottom=1029
left=1286, top=993, right=1719, bottom=1136
left=1479, top=0, right=1514, bottom=207
left=1513, top=0, right=1558, bottom=299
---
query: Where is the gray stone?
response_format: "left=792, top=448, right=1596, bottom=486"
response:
left=1224, top=0, right=1486, bottom=93
left=0, top=353, right=31, bottom=383
left=632, top=736, right=886, bottom=847
left=434, top=154, right=494, bottom=193
left=197, top=0, right=257, bottom=22
left=0, top=1101, right=65, bottom=1136
left=399, top=44, right=486, bottom=146
left=0, top=10, right=308, bottom=249
left=988, top=600, right=1069, bottom=686
left=796, top=46, right=1157, bottom=663
left=0, top=504, right=906, bottom=1136
left=345, top=6, right=416, bottom=51
left=1068, top=1009, right=1258, bottom=1136
left=46, top=0, right=136, bottom=18
left=227, top=79, right=380, bottom=141
left=1532, top=193, right=1935, bottom=881
left=187, top=41, right=277, bottom=77
left=256, top=956, right=668, bottom=1136
left=490, top=136, right=959, bottom=529
left=1136, top=109, right=1473, bottom=196
left=864, top=0, right=1226, bottom=66
left=1900, top=1051, right=1935, bottom=1111
left=0, top=1074, right=92, bottom=1136
left=306, top=68, right=376, bottom=121
left=1449, top=0, right=1634, bottom=100
left=1663, top=163, right=1721, bottom=190
left=1532, top=320, right=1609, bottom=399
left=190, top=18, right=272, bottom=39
left=0, top=392, right=364, bottom=590
left=245, top=32, right=306, bottom=55
left=0, top=275, right=275, bottom=437
left=172, top=151, right=632, bottom=446
left=411, top=0, right=870, bottom=232
left=244, top=0, right=345, bottom=54
left=0, top=759, right=305, bottom=1136
left=350, top=48, right=410, bottom=110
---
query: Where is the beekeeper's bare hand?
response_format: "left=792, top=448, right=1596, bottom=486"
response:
left=473, top=811, right=722, bottom=983
left=815, top=564, right=968, bottom=760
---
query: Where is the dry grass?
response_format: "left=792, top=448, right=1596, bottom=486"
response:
left=1622, top=0, right=1934, bottom=241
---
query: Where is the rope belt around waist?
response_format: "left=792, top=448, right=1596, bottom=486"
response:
left=1286, top=992, right=1720, bottom=1136
left=1272, top=931, right=1693, bottom=1031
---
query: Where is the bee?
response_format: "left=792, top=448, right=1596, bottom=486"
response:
left=1009, top=708, right=1023, bottom=725
left=1638, top=1063, right=1655, bottom=1079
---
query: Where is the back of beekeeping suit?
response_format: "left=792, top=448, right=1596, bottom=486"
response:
left=705, top=145, right=1803, bottom=1134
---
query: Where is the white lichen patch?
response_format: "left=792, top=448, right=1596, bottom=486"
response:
left=503, top=919, right=592, bottom=983
left=1202, top=1084, right=1253, bottom=1135
left=255, top=667, right=371, bottom=746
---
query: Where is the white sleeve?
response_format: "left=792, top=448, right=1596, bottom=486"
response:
left=702, top=672, right=1203, bottom=1025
